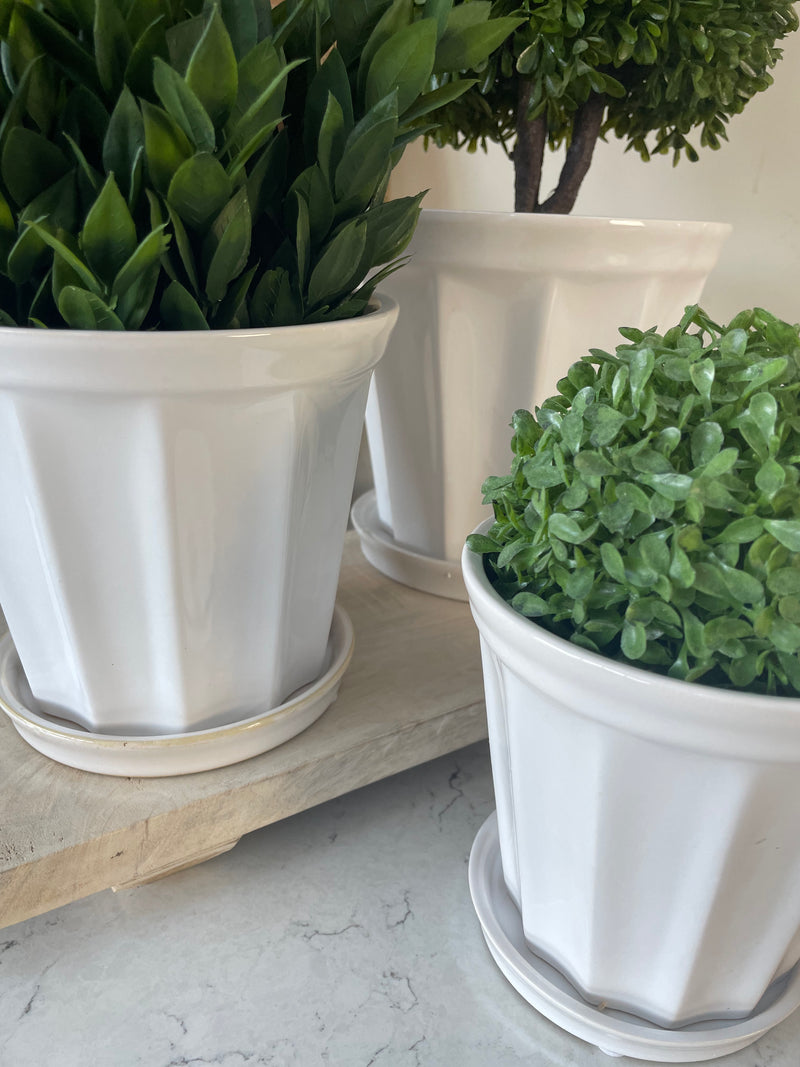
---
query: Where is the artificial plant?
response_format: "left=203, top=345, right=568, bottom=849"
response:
left=469, top=306, right=800, bottom=696
left=0, top=0, right=519, bottom=329
left=425, top=0, right=798, bottom=213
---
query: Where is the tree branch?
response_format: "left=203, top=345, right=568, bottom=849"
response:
left=539, top=94, right=606, bottom=214
left=513, top=79, right=547, bottom=213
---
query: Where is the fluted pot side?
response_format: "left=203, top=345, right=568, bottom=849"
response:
left=0, top=299, right=397, bottom=735
left=463, top=529, right=800, bottom=1028
left=368, top=211, right=730, bottom=563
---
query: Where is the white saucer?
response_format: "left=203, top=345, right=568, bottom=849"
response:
left=351, top=491, right=467, bottom=601
left=0, top=607, right=354, bottom=778
left=468, top=812, right=800, bottom=1062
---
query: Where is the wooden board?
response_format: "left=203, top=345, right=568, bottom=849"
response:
left=0, top=535, right=487, bottom=929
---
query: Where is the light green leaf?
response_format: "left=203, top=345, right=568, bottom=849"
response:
left=153, top=57, right=216, bottom=153
left=365, top=20, right=437, bottom=115
left=58, top=286, right=125, bottom=330
left=764, top=520, right=800, bottom=553
left=621, top=620, right=647, bottom=659
left=433, top=15, right=521, bottom=74
left=142, top=100, right=193, bottom=195
left=185, top=6, right=238, bottom=129
left=26, top=222, right=102, bottom=295
left=112, top=225, right=170, bottom=328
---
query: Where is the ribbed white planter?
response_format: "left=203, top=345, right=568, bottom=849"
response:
left=0, top=299, right=397, bottom=746
left=362, top=211, right=730, bottom=588
left=462, top=526, right=800, bottom=1033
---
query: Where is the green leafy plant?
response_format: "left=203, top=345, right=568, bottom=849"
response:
left=423, top=0, right=798, bottom=213
left=0, top=0, right=519, bottom=330
left=468, top=306, right=800, bottom=696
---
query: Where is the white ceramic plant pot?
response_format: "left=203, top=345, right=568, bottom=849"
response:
left=462, top=524, right=800, bottom=1035
left=359, top=211, right=730, bottom=593
left=0, top=299, right=397, bottom=744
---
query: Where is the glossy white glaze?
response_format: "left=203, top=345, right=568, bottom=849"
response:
left=462, top=526, right=800, bottom=1029
left=366, top=211, right=730, bottom=567
left=0, top=301, right=397, bottom=736
left=0, top=607, right=353, bottom=776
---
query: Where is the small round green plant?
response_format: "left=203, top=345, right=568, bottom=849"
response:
left=468, top=306, right=800, bottom=696
left=425, top=0, right=798, bottom=213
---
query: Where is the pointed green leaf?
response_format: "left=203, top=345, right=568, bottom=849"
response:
left=164, top=199, right=200, bottom=293
left=165, top=14, right=205, bottom=75
left=358, top=0, right=414, bottom=99
left=218, top=0, right=257, bottom=60
left=287, top=165, right=334, bottom=246
left=329, top=0, right=388, bottom=65
left=103, top=87, right=145, bottom=203
left=160, top=279, right=209, bottom=329
left=225, top=115, right=283, bottom=181
left=14, top=5, right=102, bottom=96
left=167, top=152, right=233, bottom=231
left=366, top=20, right=437, bottom=114
left=1, top=128, right=70, bottom=208
left=399, top=78, right=476, bottom=124
left=222, top=58, right=303, bottom=157
left=433, top=16, right=521, bottom=74
left=26, top=222, right=102, bottom=295
left=153, top=57, right=216, bottom=153
left=81, top=174, right=138, bottom=284
left=112, top=225, right=170, bottom=328
left=423, top=0, right=453, bottom=38
left=94, top=0, right=132, bottom=97
left=125, top=14, right=169, bottom=98
left=58, top=286, right=125, bottom=330
left=229, top=37, right=290, bottom=147
left=204, top=188, right=251, bottom=303
left=335, top=92, right=398, bottom=204
left=362, top=192, right=423, bottom=264
left=142, top=100, right=193, bottom=195
left=307, top=218, right=367, bottom=308
left=317, top=92, right=347, bottom=184
left=303, top=47, right=354, bottom=165
left=185, top=6, right=238, bottom=129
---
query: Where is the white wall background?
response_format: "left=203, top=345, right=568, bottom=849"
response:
left=391, top=29, right=800, bottom=325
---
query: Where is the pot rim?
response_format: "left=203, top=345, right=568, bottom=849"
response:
left=0, top=293, right=396, bottom=344
left=416, top=207, right=733, bottom=236
left=0, top=294, right=399, bottom=394
left=462, top=519, right=800, bottom=759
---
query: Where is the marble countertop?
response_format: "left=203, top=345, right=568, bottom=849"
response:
left=2, top=740, right=799, bottom=1067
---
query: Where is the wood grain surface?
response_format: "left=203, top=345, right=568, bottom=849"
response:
left=0, top=535, right=487, bottom=929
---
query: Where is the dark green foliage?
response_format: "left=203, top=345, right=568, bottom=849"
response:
left=423, top=0, right=798, bottom=212
left=469, top=306, right=800, bottom=696
left=0, top=0, right=511, bottom=329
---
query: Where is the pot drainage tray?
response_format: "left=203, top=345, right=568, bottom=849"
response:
left=468, top=812, right=800, bottom=1063
left=351, top=490, right=467, bottom=601
left=0, top=606, right=353, bottom=778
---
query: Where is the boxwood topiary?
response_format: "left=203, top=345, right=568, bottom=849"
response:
left=423, top=0, right=798, bottom=213
left=0, top=0, right=520, bottom=329
left=468, top=305, right=800, bottom=696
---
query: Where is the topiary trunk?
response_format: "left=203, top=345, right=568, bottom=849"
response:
left=513, top=81, right=606, bottom=214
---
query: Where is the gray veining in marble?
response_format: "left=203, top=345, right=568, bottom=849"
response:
left=1, top=741, right=799, bottom=1067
